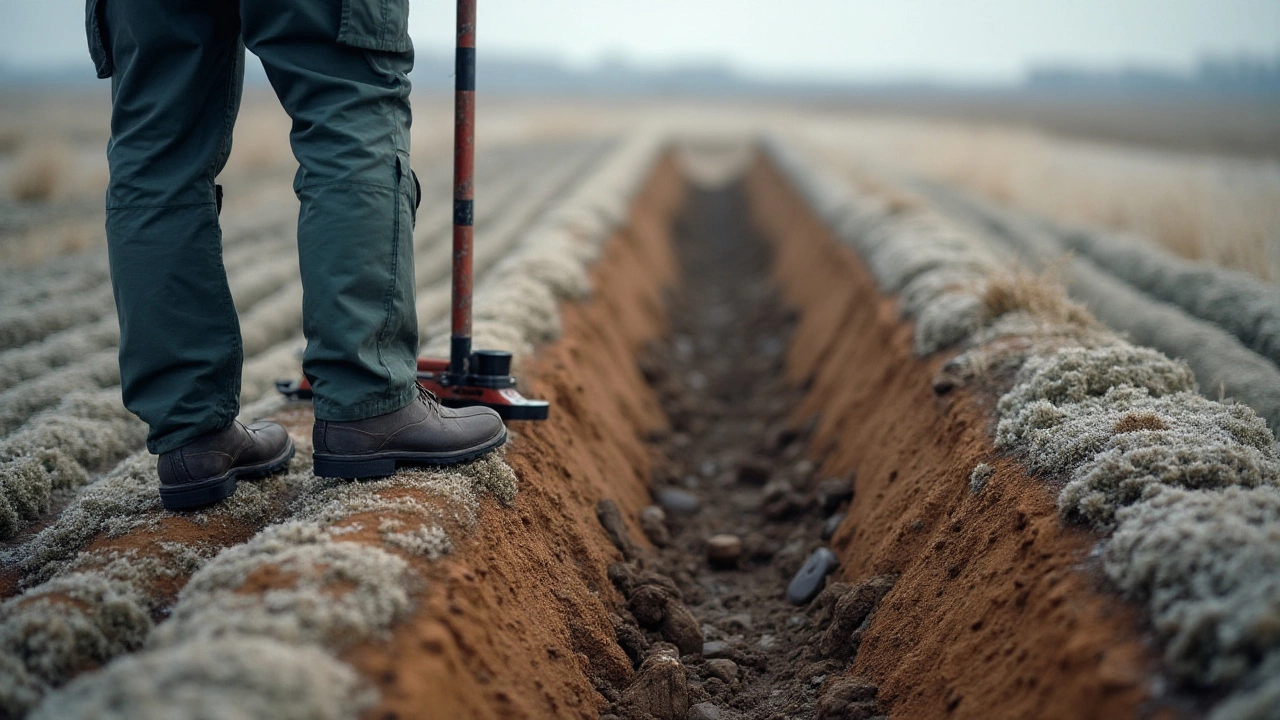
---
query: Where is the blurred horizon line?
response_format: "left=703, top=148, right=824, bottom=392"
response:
left=2, top=46, right=1278, bottom=97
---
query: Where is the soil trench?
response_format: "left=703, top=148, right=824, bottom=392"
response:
left=603, top=176, right=880, bottom=719
left=341, top=149, right=1164, bottom=720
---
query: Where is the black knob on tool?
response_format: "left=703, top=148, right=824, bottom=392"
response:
left=470, top=350, right=512, bottom=378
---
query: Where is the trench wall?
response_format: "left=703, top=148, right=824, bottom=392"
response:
left=338, top=152, right=686, bottom=719
left=745, top=155, right=1158, bottom=720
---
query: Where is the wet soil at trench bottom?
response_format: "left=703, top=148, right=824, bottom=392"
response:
left=599, top=180, right=895, bottom=720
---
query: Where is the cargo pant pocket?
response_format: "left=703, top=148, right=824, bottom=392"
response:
left=85, top=0, right=113, bottom=78
left=337, top=0, right=412, bottom=52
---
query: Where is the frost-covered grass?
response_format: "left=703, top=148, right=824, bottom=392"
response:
left=29, top=638, right=376, bottom=720
left=0, top=390, right=145, bottom=540
left=0, top=318, right=118, bottom=393
left=1059, top=227, right=1280, bottom=367
left=903, top=174, right=1280, bottom=433
left=767, top=137, right=1280, bottom=718
left=0, top=286, right=115, bottom=352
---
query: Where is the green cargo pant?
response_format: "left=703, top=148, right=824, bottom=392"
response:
left=86, top=0, right=420, bottom=453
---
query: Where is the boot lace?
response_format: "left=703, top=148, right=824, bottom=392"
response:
left=416, top=382, right=443, bottom=416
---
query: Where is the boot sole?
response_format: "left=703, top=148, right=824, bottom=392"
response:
left=159, top=440, right=297, bottom=511
left=312, top=427, right=507, bottom=479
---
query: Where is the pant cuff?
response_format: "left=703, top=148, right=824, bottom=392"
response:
left=312, top=384, right=417, bottom=423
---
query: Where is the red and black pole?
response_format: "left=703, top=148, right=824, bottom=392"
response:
left=449, top=0, right=477, bottom=381
left=277, top=0, right=548, bottom=419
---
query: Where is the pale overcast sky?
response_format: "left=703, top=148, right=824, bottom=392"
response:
left=2, top=0, right=1278, bottom=83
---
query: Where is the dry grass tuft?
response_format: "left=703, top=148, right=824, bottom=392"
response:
left=8, top=141, right=70, bottom=202
left=1113, top=411, right=1170, bottom=434
left=979, top=264, right=1097, bottom=329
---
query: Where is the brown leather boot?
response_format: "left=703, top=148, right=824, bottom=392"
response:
left=157, top=420, right=295, bottom=511
left=312, top=388, right=507, bottom=479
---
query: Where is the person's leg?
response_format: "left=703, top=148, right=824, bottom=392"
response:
left=100, top=0, right=245, bottom=454
left=240, top=0, right=419, bottom=422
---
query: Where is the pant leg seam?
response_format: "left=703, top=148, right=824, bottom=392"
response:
left=372, top=89, right=407, bottom=407
left=296, top=179, right=399, bottom=192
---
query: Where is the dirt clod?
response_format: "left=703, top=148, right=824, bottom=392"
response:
left=613, top=613, right=649, bottom=667
left=618, top=651, right=690, bottom=720
left=659, top=602, right=704, bottom=656
left=599, top=499, right=642, bottom=560
left=817, top=576, right=897, bottom=661
left=629, top=585, right=670, bottom=627
left=815, top=677, right=879, bottom=720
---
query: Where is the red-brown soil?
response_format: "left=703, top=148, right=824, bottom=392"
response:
left=746, top=156, right=1162, bottom=719
left=342, top=154, right=686, bottom=720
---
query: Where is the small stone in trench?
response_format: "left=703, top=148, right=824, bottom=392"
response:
left=641, top=505, right=670, bottom=547
left=704, top=658, right=739, bottom=683
left=787, top=547, right=839, bottom=605
left=688, top=702, right=728, bottom=720
left=707, top=534, right=743, bottom=566
left=720, top=613, right=752, bottom=631
left=656, top=488, right=700, bottom=515
left=701, top=640, right=734, bottom=659
left=757, top=634, right=779, bottom=651
left=816, top=477, right=854, bottom=514
left=822, top=512, right=846, bottom=540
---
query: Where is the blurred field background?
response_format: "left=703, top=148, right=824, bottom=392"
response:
left=1, top=0, right=1278, bottom=279
left=3, top=87, right=1279, bottom=280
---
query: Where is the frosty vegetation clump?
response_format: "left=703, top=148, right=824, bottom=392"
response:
left=969, top=463, right=993, bottom=494
left=0, top=349, right=120, bottom=436
left=0, top=285, right=115, bottom=351
left=151, top=522, right=414, bottom=649
left=0, top=318, right=118, bottom=393
left=1106, top=487, right=1280, bottom=700
left=766, top=137, right=1280, bottom=718
left=29, top=637, right=375, bottom=720
left=0, top=390, right=146, bottom=540
left=0, top=572, right=151, bottom=717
